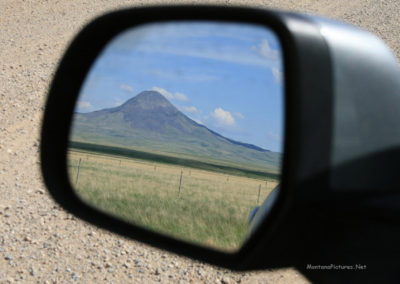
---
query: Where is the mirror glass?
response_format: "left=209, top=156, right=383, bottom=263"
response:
left=68, top=21, right=284, bottom=251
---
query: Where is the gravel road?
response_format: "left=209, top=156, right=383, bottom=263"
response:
left=1, top=0, right=399, bottom=283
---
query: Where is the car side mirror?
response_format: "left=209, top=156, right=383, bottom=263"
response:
left=41, top=5, right=400, bottom=274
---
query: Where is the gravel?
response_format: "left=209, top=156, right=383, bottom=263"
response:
left=1, top=0, right=399, bottom=283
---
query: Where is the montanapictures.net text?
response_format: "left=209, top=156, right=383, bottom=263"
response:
left=307, top=264, right=367, bottom=270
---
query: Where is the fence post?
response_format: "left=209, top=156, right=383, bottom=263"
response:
left=178, top=170, right=183, bottom=197
left=75, top=158, right=82, bottom=186
left=257, top=184, right=261, bottom=204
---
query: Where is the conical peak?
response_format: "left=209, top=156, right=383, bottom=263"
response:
left=121, top=90, right=175, bottom=110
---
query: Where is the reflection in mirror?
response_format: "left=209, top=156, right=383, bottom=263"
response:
left=68, top=21, right=284, bottom=251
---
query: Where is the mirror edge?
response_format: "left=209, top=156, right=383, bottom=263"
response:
left=41, top=5, right=303, bottom=270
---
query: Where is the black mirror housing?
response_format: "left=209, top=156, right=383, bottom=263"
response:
left=41, top=5, right=400, bottom=280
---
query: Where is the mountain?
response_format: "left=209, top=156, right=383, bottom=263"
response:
left=70, top=91, right=281, bottom=172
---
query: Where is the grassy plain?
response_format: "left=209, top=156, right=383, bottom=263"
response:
left=67, top=148, right=279, bottom=251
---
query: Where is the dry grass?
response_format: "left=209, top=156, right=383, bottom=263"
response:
left=67, top=149, right=279, bottom=251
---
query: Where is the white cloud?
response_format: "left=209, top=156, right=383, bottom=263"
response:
left=193, top=118, right=204, bottom=125
left=272, top=67, right=283, bottom=84
left=77, top=101, right=93, bottom=110
left=212, top=107, right=235, bottom=127
left=151, top=86, right=188, bottom=102
left=174, top=92, right=188, bottom=102
left=114, top=98, right=124, bottom=107
left=253, top=39, right=280, bottom=60
left=234, top=112, right=245, bottom=119
left=139, top=39, right=281, bottom=69
left=147, top=69, right=220, bottom=82
left=152, top=86, right=174, bottom=100
left=181, top=106, right=198, bottom=114
left=120, top=84, right=134, bottom=92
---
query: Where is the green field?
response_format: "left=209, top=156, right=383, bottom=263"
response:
left=67, top=145, right=279, bottom=251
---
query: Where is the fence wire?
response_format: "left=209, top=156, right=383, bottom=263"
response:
left=68, top=152, right=278, bottom=205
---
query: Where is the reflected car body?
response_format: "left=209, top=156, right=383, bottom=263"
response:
left=248, top=185, right=280, bottom=235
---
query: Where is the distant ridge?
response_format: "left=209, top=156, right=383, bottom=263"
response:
left=71, top=90, right=281, bottom=171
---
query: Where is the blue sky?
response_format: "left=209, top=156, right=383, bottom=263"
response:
left=76, top=21, right=284, bottom=152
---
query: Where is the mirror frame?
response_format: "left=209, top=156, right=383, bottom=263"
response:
left=41, top=5, right=333, bottom=270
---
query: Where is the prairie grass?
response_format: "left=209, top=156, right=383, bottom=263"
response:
left=67, top=150, right=278, bottom=251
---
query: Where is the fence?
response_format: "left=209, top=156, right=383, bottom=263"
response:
left=68, top=151, right=279, bottom=206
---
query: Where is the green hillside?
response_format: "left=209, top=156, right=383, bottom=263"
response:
left=70, top=90, right=282, bottom=173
